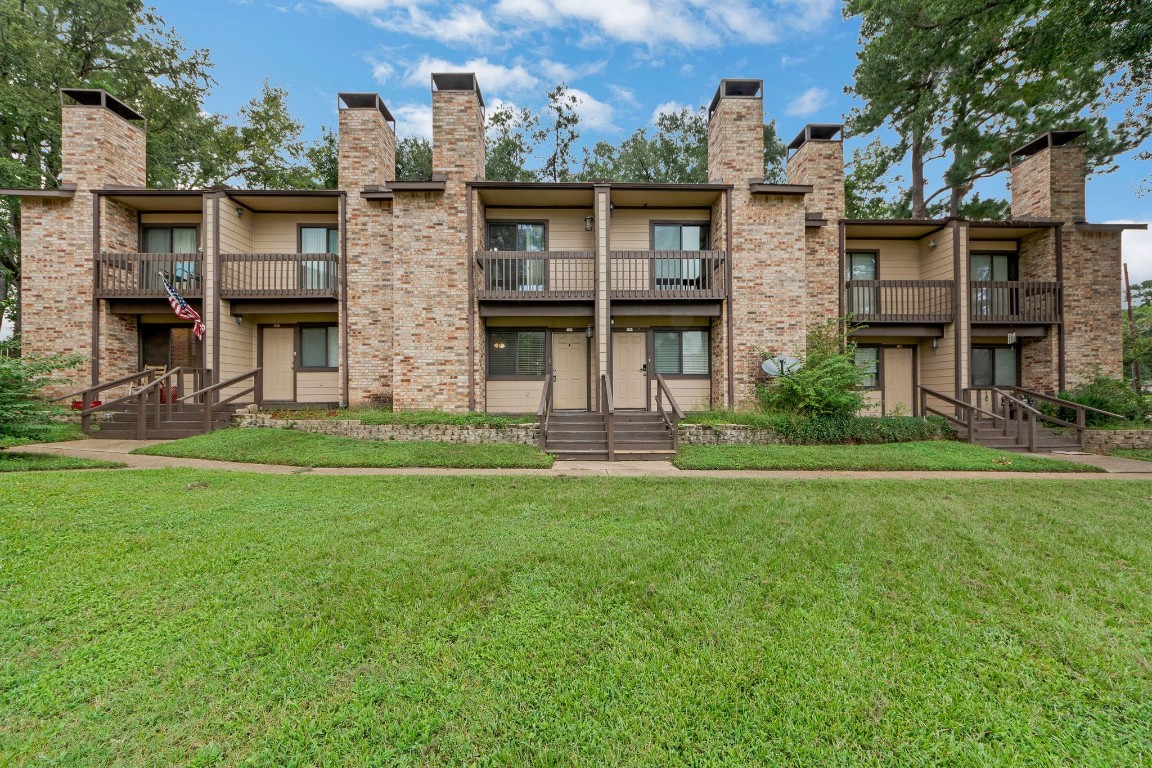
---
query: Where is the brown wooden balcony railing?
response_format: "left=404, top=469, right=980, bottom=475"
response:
left=969, top=280, right=1060, bottom=323
left=219, top=253, right=339, bottom=298
left=95, top=253, right=204, bottom=298
left=610, top=250, right=727, bottom=299
left=845, top=279, right=954, bottom=323
left=476, top=251, right=594, bottom=300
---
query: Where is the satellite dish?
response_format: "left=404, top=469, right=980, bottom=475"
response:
left=762, top=355, right=802, bottom=376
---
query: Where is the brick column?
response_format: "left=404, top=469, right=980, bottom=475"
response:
left=786, top=125, right=845, bottom=328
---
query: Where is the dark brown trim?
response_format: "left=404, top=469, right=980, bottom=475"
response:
left=227, top=299, right=339, bottom=315
left=479, top=303, right=593, bottom=317
left=912, top=344, right=920, bottom=416
left=388, top=180, right=447, bottom=192
left=339, top=192, right=349, bottom=408
left=609, top=301, right=721, bottom=317
left=91, top=193, right=101, bottom=386
left=838, top=220, right=846, bottom=332
left=1075, top=222, right=1147, bottom=232
left=483, top=204, right=593, bottom=210
left=748, top=182, right=813, bottom=195
left=467, top=186, right=475, bottom=411
left=1056, top=222, right=1066, bottom=392
left=969, top=325, right=1047, bottom=338
left=725, top=188, right=734, bottom=407
left=953, top=222, right=963, bottom=402
left=850, top=325, right=945, bottom=338
left=108, top=299, right=203, bottom=315
left=0, top=186, right=77, bottom=199
left=91, top=188, right=201, bottom=197
left=467, top=181, right=733, bottom=192
left=212, top=194, right=221, bottom=385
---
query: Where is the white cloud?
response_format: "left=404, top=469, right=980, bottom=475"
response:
left=785, top=86, right=829, bottom=117
left=378, top=5, right=498, bottom=45
left=567, top=87, right=615, bottom=131
left=608, top=84, right=640, bottom=109
left=368, top=58, right=394, bottom=84
left=1117, top=222, right=1152, bottom=290
left=402, top=55, right=539, bottom=95
left=393, top=103, right=433, bottom=139
left=651, top=100, right=690, bottom=123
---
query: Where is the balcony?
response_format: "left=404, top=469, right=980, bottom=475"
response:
left=95, top=253, right=204, bottom=298
left=969, top=281, right=1061, bottom=324
left=845, top=280, right=954, bottom=323
left=610, top=250, right=727, bottom=299
left=476, top=251, right=594, bottom=300
left=219, top=253, right=339, bottom=298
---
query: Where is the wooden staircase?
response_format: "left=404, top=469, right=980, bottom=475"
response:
left=958, top=417, right=1082, bottom=453
left=64, top=368, right=262, bottom=441
left=538, top=372, right=683, bottom=461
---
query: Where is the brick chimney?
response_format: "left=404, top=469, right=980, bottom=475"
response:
left=1010, top=130, right=1086, bottom=223
left=338, top=92, right=396, bottom=187
left=60, top=88, right=147, bottom=190
left=787, top=124, right=845, bottom=327
left=706, top=79, right=764, bottom=184
left=431, top=73, right=485, bottom=182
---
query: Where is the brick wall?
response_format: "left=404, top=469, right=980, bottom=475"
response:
left=391, top=84, right=485, bottom=410
left=21, top=100, right=146, bottom=394
left=339, top=102, right=396, bottom=405
left=787, top=137, right=845, bottom=328
left=708, top=91, right=807, bottom=406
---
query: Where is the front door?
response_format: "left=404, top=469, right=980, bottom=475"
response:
left=552, top=332, right=588, bottom=410
left=612, top=332, right=647, bottom=409
left=262, top=327, right=295, bottom=401
left=883, top=347, right=914, bottom=415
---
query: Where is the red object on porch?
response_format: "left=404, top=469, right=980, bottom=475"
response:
left=71, top=400, right=101, bottom=410
left=159, top=386, right=178, bottom=404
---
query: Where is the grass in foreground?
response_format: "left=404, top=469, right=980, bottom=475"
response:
left=675, top=440, right=1101, bottom=472
left=261, top=407, right=535, bottom=426
left=0, top=451, right=123, bottom=472
left=1113, top=447, right=1152, bottom=462
left=2, top=472, right=1151, bottom=765
left=134, top=427, right=553, bottom=468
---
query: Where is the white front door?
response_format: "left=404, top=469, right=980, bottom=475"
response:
left=552, top=332, right=588, bottom=410
left=612, top=332, right=647, bottom=409
left=263, top=327, right=295, bottom=401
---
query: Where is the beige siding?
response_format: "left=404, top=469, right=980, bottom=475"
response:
left=649, top=378, right=710, bottom=410
left=918, top=227, right=958, bottom=398
left=609, top=209, right=710, bottom=250
left=859, top=390, right=883, bottom=416
left=845, top=239, right=920, bottom=279
left=486, top=380, right=544, bottom=413
left=218, top=204, right=254, bottom=253
left=252, top=213, right=337, bottom=252
left=297, top=371, right=340, bottom=403
left=486, top=209, right=594, bottom=251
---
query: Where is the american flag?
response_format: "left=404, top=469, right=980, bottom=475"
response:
left=160, top=271, right=205, bottom=340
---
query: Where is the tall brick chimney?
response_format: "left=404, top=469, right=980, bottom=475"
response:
left=338, top=92, right=396, bottom=187
left=1010, top=130, right=1086, bottom=223
left=707, top=79, right=763, bottom=184
left=59, top=88, right=147, bottom=190
left=431, top=73, right=485, bottom=182
left=787, top=124, right=845, bottom=327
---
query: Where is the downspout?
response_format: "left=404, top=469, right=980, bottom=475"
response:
left=725, top=188, right=734, bottom=407
left=91, top=193, right=101, bottom=386
left=466, top=184, right=475, bottom=412
left=340, top=191, right=349, bottom=407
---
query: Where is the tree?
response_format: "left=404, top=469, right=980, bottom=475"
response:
left=846, top=0, right=1144, bottom=218
left=304, top=127, right=339, bottom=190
left=486, top=104, right=539, bottom=182
left=534, top=84, right=582, bottom=182
left=395, top=136, right=432, bottom=181
left=757, top=318, right=864, bottom=416
left=0, top=339, right=84, bottom=436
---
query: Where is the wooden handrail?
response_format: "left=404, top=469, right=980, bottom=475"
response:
left=1010, top=387, right=1127, bottom=420
left=601, top=374, right=615, bottom=461
left=182, top=368, right=262, bottom=435
left=53, top=369, right=156, bottom=404
left=537, top=365, right=554, bottom=451
left=654, top=374, right=684, bottom=451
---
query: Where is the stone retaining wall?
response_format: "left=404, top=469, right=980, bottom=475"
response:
left=1082, top=430, right=1152, bottom=454
left=235, top=414, right=539, bottom=446
left=678, top=424, right=786, bottom=445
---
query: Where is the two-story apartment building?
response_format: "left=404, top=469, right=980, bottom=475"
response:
left=6, top=77, right=1141, bottom=443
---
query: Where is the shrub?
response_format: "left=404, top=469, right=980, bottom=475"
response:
left=1051, top=376, right=1149, bottom=426
left=683, top=410, right=952, bottom=444
left=0, top=341, right=85, bottom=437
left=757, top=319, right=863, bottom=416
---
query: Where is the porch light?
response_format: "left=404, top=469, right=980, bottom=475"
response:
left=584, top=216, right=594, bottom=231
left=234, top=314, right=244, bottom=325
left=932, top=338, right=940, bottom=350
left=235, top=206, right=244, bottom=218
left=585, top=325, right=593, bottom=338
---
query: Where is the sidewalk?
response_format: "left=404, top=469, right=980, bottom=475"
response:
left=13, top=439, right=1152, bottom=480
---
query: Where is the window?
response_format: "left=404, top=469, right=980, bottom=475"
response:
left=653, top=330, right=709, bottom=375
left=487, top=330, right=546, bottom=378
left=855, top=346, right=880, bottom=389
left=300, top=226, right=338, bottom=291
left=299, top=325, right=338, bottom=369
left=653, top=224, right=710, bottom=289
left=845, top=251, right=878, bottom=316
left=487, top=223, right=546, bottom=292
left=970, top=253, right=1019, bottom=319
left=971, top=346, right=1018, bottom=387
left=142, top=226, right=199, bottom=289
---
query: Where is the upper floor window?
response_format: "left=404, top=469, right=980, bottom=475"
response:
left=488, top=222, right=545, bottom=251
left=299, top=226, right=338, bottom=291
left=653, top=223, right=709, bottom=251
left=141, top=225, right=198, bottom=254
left=970, top=253, right=1018, bottom=282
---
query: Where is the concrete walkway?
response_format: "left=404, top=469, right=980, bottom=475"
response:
left=13, top=439, right=1152, bottom=480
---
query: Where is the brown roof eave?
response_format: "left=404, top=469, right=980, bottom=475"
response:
left=0, top=184, right=77, bottom=199
left=1075, top=222, right=1148, bottom=232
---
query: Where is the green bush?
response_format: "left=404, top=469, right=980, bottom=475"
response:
left=684, top=410, right=952, bottom=445
left=757, top=319, right=863, bottom=416
left=0, top=341, right=85, bottom=437
left=1051, top=376, right=1149, bottom=426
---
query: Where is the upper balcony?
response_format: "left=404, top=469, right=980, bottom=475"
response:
left=845, top=280, right=954, bottom=324
left=220, top=253, right=339, bottom=299
left=476, top=251, right=594, bottom=300
left=969, top=281, right=1061, bottom=324
left=95, top=252, right=204, bottom=298
left=610, top=251, right=727, bottom=300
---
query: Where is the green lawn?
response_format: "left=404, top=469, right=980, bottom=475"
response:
left=0, top=451, right=123, bottom=472
left=0, top=422, right=84, bottom=449
left=675, top=441, right=1102, bottom=472
left=1113, top=448, right=1152, bottom=462
left=133, top=427, right=553, bottom=468
left=2, top=472, right=1151, bottom=765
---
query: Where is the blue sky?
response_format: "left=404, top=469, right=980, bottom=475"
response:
left=150, top=0, right=1151, bottom=285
